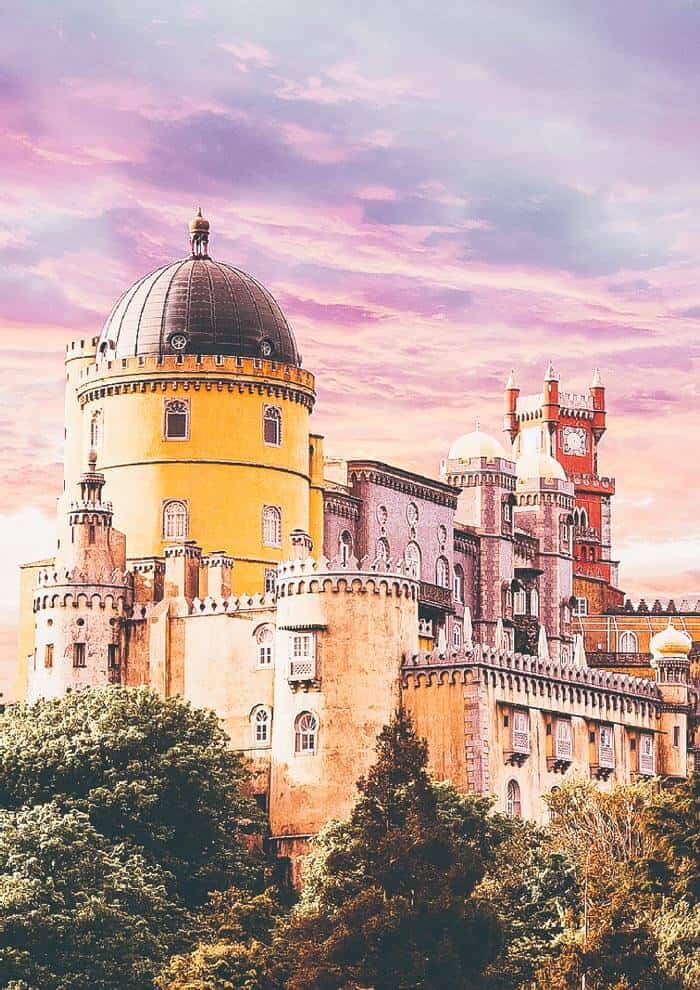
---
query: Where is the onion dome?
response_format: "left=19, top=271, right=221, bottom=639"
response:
left=650, top=620, right=692, bottom=658
left=516, top=450, right=567, bottom=482
left=448, top=425, right=509, bottom=461
left=96, top=211, right=300, bottom=366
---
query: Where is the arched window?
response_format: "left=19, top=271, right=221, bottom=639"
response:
left=618, top=631, right=638, bottom=653
left=251, top=705, right=271, bottom=745
left=89, top=410, right=103, bottom=449
left=164, top=399, right=189, bottom=440
left=530, top=588, right=539, bottom=617
left=453, top=564, right=464, bottom=603
left=405, top=541, right=421, bottom=579
left=262, top=505, right=282, bottom=547
left=256, top=625, right=274, bottom=666
left=263, top=405, right=282, bottom=446
left=580, top=508, right=588, bottom=527
left=506, top=779, right=521, bottom=818
left=436, top=556, right=449, bottom=588
left=375, top=537, right=390, bottom=565
left=295, top=711, right=318, bottom=755
left=163, top=500, right=188, bottom=540
left=339, top=530, right=353, bottom=566
left=453, top=621, right=463, bottom=649
left=514, top=589, right=527, bottom=615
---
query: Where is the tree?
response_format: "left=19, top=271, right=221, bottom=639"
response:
left=644, top=774, right=700, bottom=902
left=0, top=687, right=263, bottom=906
left=0, top=802, right=179, bottom=990
left=273, top=708, right=503, bottom=990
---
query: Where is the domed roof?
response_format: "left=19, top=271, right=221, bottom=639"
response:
left=97, top=212, right=300, bottom=366
left=448, top=426, right=509, bottom=462
left=650, top=621, right=692, bottom=658
left=516, top=451, right=567, bottom=482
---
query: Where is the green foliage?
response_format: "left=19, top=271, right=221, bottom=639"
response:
left=274, top=708, right=503, bottom=990
left=0, top=687, right=263, bottom=906
left=653, top=900, right=700, bottom=989
left=644, top=774, right=700, bottom=902
left=0, top=802, right=178, bottom=990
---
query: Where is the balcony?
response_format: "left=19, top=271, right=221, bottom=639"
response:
left=574, top=525, right=599, bottom=542
left=547, top=722, right=573, bottom=773
left=639, top=748, right=655, bottom=776
left=591, top=739, right=615, bottom=780
left=504, top=714, right=530, bottom=766
left=288, top=658, right=316, bottom=682
left=569, top=472, right=615, bottom=495
left=586, top=651, right=650, bottom=669
left=419, top=581, right=453, bottom=612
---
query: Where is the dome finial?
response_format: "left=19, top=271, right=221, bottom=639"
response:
left=189, top=207, right=210, bottom=259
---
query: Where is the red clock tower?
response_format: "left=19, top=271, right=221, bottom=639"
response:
left=504, top=365, right=624, bottom=615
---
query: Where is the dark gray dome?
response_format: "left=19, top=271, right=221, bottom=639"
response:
left=97, top=215, right=300, bottom=365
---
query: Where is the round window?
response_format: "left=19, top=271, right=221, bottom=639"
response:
left=169, top=332, right=188, bottom=352
left=260, top=339, right=274, bottom=358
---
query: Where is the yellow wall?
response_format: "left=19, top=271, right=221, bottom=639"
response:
left=15, top=559, right=53, bottom=702
left=71, top=356, right=316, bottom=596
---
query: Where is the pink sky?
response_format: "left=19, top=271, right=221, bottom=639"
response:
left=1, top=2, right=700, bottom=683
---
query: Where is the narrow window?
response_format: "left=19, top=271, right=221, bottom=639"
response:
left=453, top=564, right=464, bottom=603
left=264, top=568, right=277, bottom=595
left=107, top=644, right=120, bottom=669
left=506, top=779, right=521, bottom=818
left=251, top=706, right=271, bottom=745
left=295, top=711, right=318, bottom=754
left=555, top=719, right=573, bottom=759
left=73, top=643, right=86, bottom=668
left=512, top=711, right=530, bottom=753
left=89, top=410, right=103, bottom=449
left=599, top=724, right=614, bottom=766
left=339, top=530, right=353, bottom=566
left=514, top=589, right=527, bottom=615
left=405, top=541, right=421, bottom=579
left=164, top=399, right=189, bottom=440
left=289, top=633, right=315, bottom=680
left=262, top=506, right=282, bottom=547
left=618, top=631, right=638, bottom=653
left=639, top=733, right=655, bottom=774
left=436, top=556, right=449, bottom=588
left=163, top=500, right=188, bottom=540
left=44, top=644, right=54, bottom=668
left=88, top=524, right=96, bottom=545
left=574, top=597, right=588, bottom=616
left=673, top=725, right=680, bottom=748
left=263, top=405, right=282, bottom=446
left=375, top=537, right=390, bottom=565
left=530, top=588, right=539, bottom=617
left=452, top=621, right=462, bottom=649
left=256, top=625, right=274, bottom=667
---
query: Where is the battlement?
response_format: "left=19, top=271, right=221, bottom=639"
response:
left=402, top=642, right=661, bottom=703
left=188, top=592, right=276, bottom=616
left=76, top=353, right=315, bottom=395
left=37, top=566, right=131, bottom=588
left=34, top=586, right=132, bottom=613
left=559, top=390, right=594, bottom=414
left=65, top=336, right=99, bottom=361
left=615, top=598, right=700, bottom=616
left=276, top=554, right=419, bottom=599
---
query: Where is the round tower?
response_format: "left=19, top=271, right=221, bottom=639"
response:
left=650, top=621, right=692, bottom=778
left=269, top=535, right=418, bottom=875
left=29, top=455, right=133, bottom=702
left=63, top=212, right=317, bottom=594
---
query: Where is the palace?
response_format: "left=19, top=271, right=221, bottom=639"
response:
left=17, top=212, right=699, bottom=875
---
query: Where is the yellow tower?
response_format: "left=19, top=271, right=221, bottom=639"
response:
left=59, top=211, right=319, bottom=595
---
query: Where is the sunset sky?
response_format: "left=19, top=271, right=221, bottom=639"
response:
left=1, top=1, right=700, bottom=671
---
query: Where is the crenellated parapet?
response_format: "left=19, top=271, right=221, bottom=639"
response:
left=188, top=592, right=276, bottom=616
left=75, top=353, right=316, bottom=412
left=275, top=554, right=420, bottom=600
left=616, top=598, right=700, bottom=616
left=402, top=642, right=662, bottom=712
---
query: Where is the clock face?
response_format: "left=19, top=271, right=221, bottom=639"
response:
left=562, top=426, right=587, bottom=457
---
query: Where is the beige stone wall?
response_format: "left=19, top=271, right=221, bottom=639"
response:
left=270, top=568, right=418, bottom=840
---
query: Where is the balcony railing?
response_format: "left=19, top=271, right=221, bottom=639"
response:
left=289, top=658, right=316, bottom=682
left=574, top=525, right=599, bottom=542
left=587, top=651, right=650, bottom=668
left=598, top=743, right=615, bottom=769
left=555, top=736, right=573, bottom=760
left=639, top=749, right=655, bottom=775
left=512, top=728, right=530, bottom=753
left=419, top=581, right=453, bottom=611
left=569, top=472, right=615, bottom=494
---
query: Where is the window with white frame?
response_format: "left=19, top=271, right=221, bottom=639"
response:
left=639, top=733, right=655, bottom=775
left=164, top=399, right=189, bottom=440
left=453, top=621, right=462, bottom=649
left=163, top=500, right=188, bottom=540
left=506, top=779, right=521, bottom=818
left=339, top=530, right=353, bottom=566
left=263, top=405, right=282, bottom=446
left=514, top=589, right=527, bottom=615
left=436, top=556, right=449, bottom=588
left=530, top=588, right=539, bottom=617
left=289, top=633, right=316, bottom=681
left=89, top=409, right=103, bottom=449
left=405, top=541, right=421, bottom=579
left=256, top=625, right=274, bottom=667
left=618, top=630, right=638, bottom=653
left=264, top=568, right=277, bottom=595
left=251, top=705, right=271, bottom=745
left=453, top=564, right=464, bottom=603
left=295, top=711, right=318, bottom=754
left=262, top=505, right=282, bottom=547
left=375, top=536, right=390, bottom=564
left=574, top=597, right=588, bottom=616
left=599, top=724, right=614, bottom=767
left=512, top=710, right=530, bottom=754
left=555, top=719, right=573, bottom=760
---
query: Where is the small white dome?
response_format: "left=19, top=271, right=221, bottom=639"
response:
left=516, top=451, right=567, bottom=482
left=650, top=621, right=692, bottom=658
left=448, top=428, right=508, bottom=462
